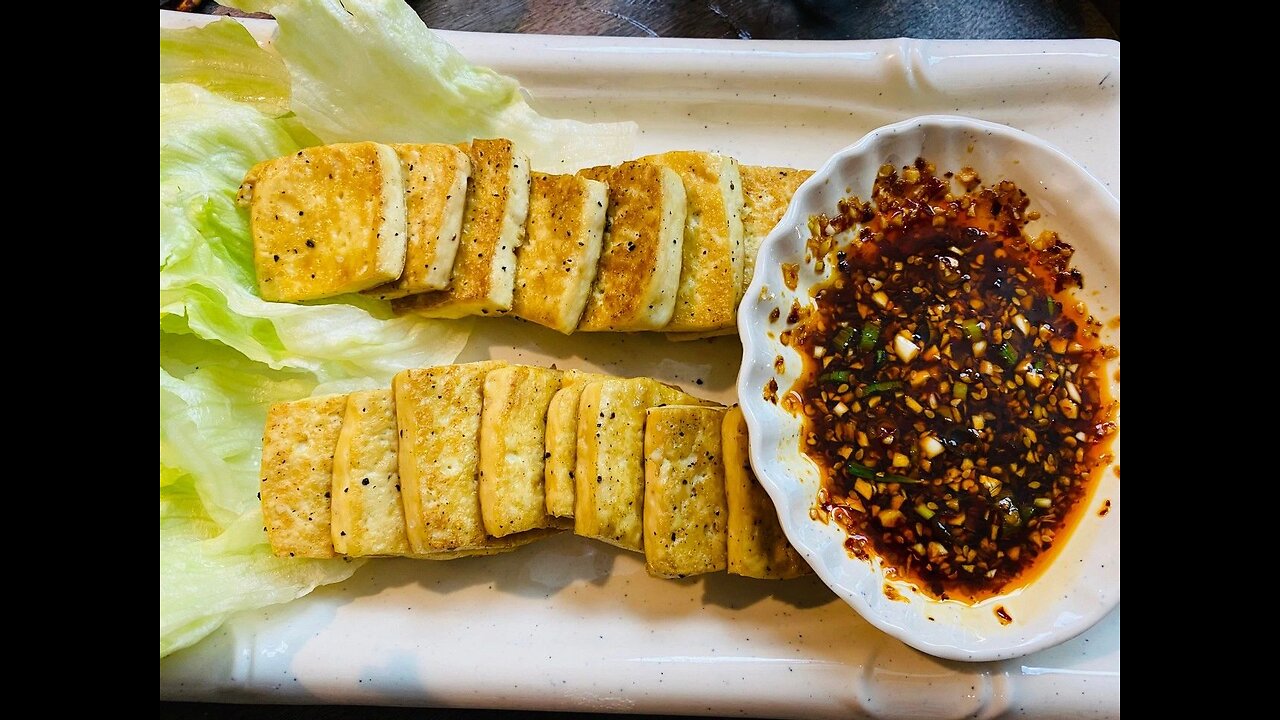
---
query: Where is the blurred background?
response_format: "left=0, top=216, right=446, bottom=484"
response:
left=161, top=0, right=1120, bottom=40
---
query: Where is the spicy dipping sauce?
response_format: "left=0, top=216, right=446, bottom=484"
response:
left=783, top=159, right=1117, bottom=601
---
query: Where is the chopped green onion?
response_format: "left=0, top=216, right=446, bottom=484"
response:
left=873, top=349, right=888, bottom=369
left=1046, top=298, right=1059, bottom=317
left=962, top=319, right=984, bottom=340
left=914, top=503, right=935, bottom=520
left=997, top=342, right=1019, bottom=366
left=1033, top=358, right=1046, bottom=372
left=845, top=461, right=877, bottom=479
left=862, top=380, right=903, bottom=396
left=845, top=460, right=922, bottom=484
left=952, top=382, right=968, bottom=400
left=858, top=322, right=881, bottom=352
left=819, top=370, right=851, bottom=384
left=832, top=326, right=857, bottom=350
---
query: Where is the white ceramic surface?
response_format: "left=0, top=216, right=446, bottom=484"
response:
left=160, top=11, right=1120, bottom=717
left=737, top=116, right=1120, bottom=662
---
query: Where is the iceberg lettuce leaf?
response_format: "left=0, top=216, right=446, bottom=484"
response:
left=161, top=0, right=634, bottom=658
left=159, top=83, right=473, bottom=383
left=225, top=0, right=636, bottom=171
left=160, top=466, right=361, bottom=658
left=158, top=84, right=464, bottom=658
left=160, top=19, right=291, bottom=117
left=159, top=334, right=363, bottom=658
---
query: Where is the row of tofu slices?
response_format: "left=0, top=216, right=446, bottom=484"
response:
left=239, top=139, right=812, bottom=335
left=262, top=362, right=811, bottom=580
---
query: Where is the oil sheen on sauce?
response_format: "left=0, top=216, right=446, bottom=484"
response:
left=781, top=159, right=1117, bottom=602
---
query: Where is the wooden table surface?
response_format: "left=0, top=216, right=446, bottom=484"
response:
left=160, top=2, right=1118, bottom=717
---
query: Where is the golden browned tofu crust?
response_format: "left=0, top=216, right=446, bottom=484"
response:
left=643, top=405, right=730, bottom=578
left=331, top=389, right=410, bottom=557
left=576, top=162, right=685, bottom=331
left=573, top=378, right=712, bottom=551
left=543, top=369, right=613, bottom=518
left=478, top=365, right=563, bottom=536
left=722, top=407, right=812, bottom=579
left=738, top=165, right=813, bottom=293
left=366, top=144, right=472, bottom=300
left=638, top=151, right=745, bottom=332
left=239, top=142, right=407, bottom=302
left=393, top=139, right=530, bottom=318
left=393, top=361, right=507, bottom=553
left=259, top=393, right=349, bottom=558
left=512, top=173, right=608, bottom=334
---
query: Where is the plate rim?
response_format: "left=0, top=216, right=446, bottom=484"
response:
left=161, top=12, right=1121, bottom=712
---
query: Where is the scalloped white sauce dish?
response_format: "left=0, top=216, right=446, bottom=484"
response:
left=737, top=115, right=1120, bottom=662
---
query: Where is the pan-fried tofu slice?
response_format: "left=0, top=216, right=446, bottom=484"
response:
left=329, top=388, right=555, bottom=559
left=239, top=142, right=408, bottom=302
left=670, top=166, right=801, bottom=341
left=393, top=360, right=508, bottom=553
left=478, top=365, right=563, bottom=536
left=511, top=173, right=608, bottom=334
left=739, top=166, right=813, bottom=294
left=576, top=162, right=686, bottom=331
left=544, top=369, right=613, bottom=518
left=259, top=394, right=349, bottom=558
left=643, top=405, right=729, bottom=578
left=574, top=378, right=714, bottom=551
left=722, top=407, right=811, bottom=579
left=394, top=139, right=531, bottom=318
left=366, top=144, right=472, bottom=300
left=637, top=151, right=745, bottom=332
left=331, top=390, right=409, bottom=556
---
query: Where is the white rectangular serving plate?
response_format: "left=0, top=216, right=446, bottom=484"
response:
left=159, top=12, right=1120, bottom=718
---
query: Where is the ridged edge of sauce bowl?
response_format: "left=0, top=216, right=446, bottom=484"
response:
left=736, top=115, right=1120, bottom=662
